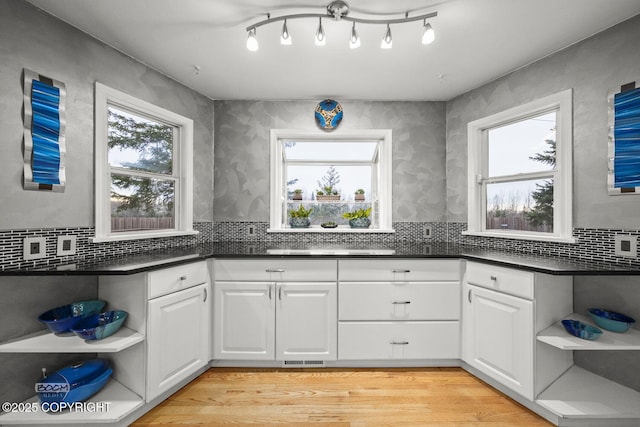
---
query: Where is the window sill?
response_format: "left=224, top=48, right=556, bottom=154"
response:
left=91, top=230, right=199, bottom=243
left=462, top=230, right=576, bottom=244
left=268, top=227, right=395, bottom=234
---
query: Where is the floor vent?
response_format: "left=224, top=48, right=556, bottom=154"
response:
left=282, top=360, right=325, bottom=367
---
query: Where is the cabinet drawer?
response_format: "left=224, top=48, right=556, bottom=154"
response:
left=214, top=259, right=337, bottom=281
left=338, top=321, right=460, bottom=360
left=464, top=261, right=534, bottom=299
left=339, top=282, right=460, bottom=321
left=339, top=259, right=460, bottom=282
left=148, top=261, right=210, bottom=299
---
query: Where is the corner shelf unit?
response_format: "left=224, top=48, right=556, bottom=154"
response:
left=536, top=313, right=640, bottom=423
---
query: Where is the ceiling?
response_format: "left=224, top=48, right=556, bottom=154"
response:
left=26, top=0, right=640, bottom=101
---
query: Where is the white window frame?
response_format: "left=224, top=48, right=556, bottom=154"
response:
left=92, top=83, right=196, bottom=242
left=269, top=129, right=393, bottom=232
left=465, top=89, right=574, bottom=243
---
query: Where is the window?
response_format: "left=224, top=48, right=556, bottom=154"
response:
left=466, top=90, right=573, bottom=242
left=93, top=83, right=195, bottom=242
left=269, top=129, right=393, bottom=232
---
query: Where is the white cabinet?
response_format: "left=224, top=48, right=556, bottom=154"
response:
left=338, top=259, right=461, bottom=361
left=213, top=259, right=337, bottom=362
left=147, top=282, right=210, bottom=400
left=214, top=282, right=275, bottom=359
left=146, top=261, right=211, bottom=401
left=462, top=261, right=572, bottom=402
left=462, top=282, right=534, bottom=399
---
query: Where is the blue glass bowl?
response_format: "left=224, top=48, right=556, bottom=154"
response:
left=70, top=310, right=128, bottom=340
left=561, top=319, right=603, bottom=340
left=588, top=308, right=636, bottom=333
left=37, top=300, right=106, bottom=334
left=37, top=359, right=112, bottom=404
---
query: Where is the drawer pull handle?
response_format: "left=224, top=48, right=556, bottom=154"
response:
left=203, top=288, right=208, bottom=302
left=390, top=341, right=409, bottom=345
left=268, top=285, right=272, bottom=300
left=391, top=269, right=410, bottom=273
left=490, top=275, right=497, bottom=281
left=279, top=286, right=283, bottom=301
left=392, top=301, right=411, bottom=305
left=266, top=269, right=285, bottom=273
left=180, top=275, right=187, bottom=281
left=468, top=289, right=472, bottom=303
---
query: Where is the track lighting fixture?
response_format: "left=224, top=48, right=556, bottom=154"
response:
left=280, top=19, right=292, bottom=45
left=349, top=22, right=361, bottom=49
left=381, top=24, right=392, bottom=49
left=246, top=28, right=259, bottom=52
left=422, top=21, right=435, bottom=44
left=245, top=0, right=436, bottom=51
left=315, top=17, right=326, bottom=46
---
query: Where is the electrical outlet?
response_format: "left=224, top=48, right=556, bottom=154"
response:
left=614, top=235, right=637, bottom=258
left=246, top=225, right=257, bottom=237
left=422, top=225, right=433, bottom=239
left=23, top=236, right=47, bottom=260
left=57, top=235, right=77, bottom=256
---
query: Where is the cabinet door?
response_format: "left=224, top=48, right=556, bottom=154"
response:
left=213, top=282, right=275, bottom=360
left=276, top=282, right=337, bottom=361
left=147, top=282, right=210, bottom=401
left=462, top=283, right=534, bottom=400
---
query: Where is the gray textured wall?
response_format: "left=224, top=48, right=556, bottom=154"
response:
left=214, top=100, right=447, bottom=222
left=446, top=14, right=640, bottom=229
left=0, top=0, right=215, bottom=230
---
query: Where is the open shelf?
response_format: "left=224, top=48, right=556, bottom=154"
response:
left=0, top=379, right=143, bottom=424
left=537, top=313, right=640, bottom=350
left=536, top=366, right=640, bottom=420
left=0, top=327, right=144, bottom=353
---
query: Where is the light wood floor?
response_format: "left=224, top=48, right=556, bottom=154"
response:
left=133, top=367, right=554, bottom=426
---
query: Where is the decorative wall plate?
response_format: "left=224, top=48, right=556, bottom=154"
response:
left=315, top=99, right=343, bottom=130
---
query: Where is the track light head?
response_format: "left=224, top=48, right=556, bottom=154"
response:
left=246, top=28, right=259, bottom=52
left=422, top=21, right=435, bottom=45
left=315, top=17, right=326, bottom=46
left=281, top=19, right=292, bottom=45
left=381, top=24, right=392, bottom=49
left=349, top=22, right=360, bottom=49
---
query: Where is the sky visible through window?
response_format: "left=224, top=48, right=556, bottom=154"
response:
left=284, top=141, right=378, bottom=200
left=486, top=111, right=556, bottom=211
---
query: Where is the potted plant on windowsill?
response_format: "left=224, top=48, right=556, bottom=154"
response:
left=354, top=188, right=365, bottom=202
left=292, top=189, right=303, bottom=200
left=288, top=204, right=313, bottom=228
left=316, top=186, right=340, bottom=201
left=342, top=207, right=371, bottom=228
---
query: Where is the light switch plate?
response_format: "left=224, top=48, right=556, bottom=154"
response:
left=57, top=235, right=77, bottom=256
left=23, top=236, right=47, bottom=260
left=614, top=235, right=637, bottom=258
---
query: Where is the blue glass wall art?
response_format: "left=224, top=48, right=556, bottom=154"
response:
left=608, top=82, right=640, bottom=195
left=23, top=69, right=66, bottom=192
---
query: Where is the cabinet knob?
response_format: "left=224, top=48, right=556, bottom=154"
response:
left=490, top=275, right=497, bottom=281
left=180, top=275, right=187, bottom=281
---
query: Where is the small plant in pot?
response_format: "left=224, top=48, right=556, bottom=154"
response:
left=342, top=207, right=371, bottom=228
left=292, top=189, right=303, bottom=200
left=316, top=186, right=340, bottom=201
left=288, top=204, right=313, bottom=228
left=354, top=188, right=365, bottom=201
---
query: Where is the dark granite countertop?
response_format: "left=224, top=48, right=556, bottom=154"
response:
left=2, top=241, right=639, bottom=276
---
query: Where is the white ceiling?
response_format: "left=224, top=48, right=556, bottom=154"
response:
left=26, top=0, right=640, bottom=101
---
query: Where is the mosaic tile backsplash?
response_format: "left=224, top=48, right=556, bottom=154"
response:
left=1, top=221, right=639, bottom=270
